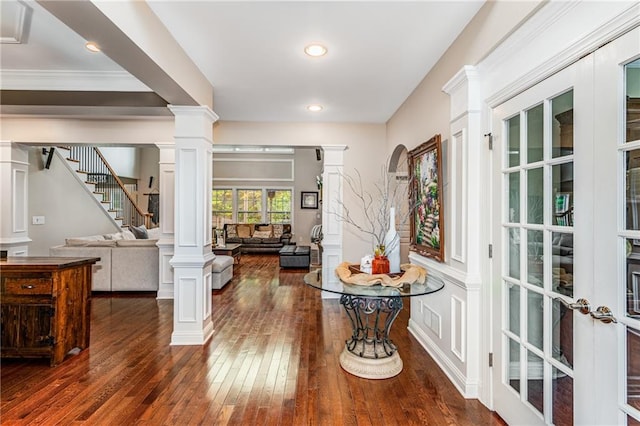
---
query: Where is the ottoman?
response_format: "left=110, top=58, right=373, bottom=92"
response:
left=279, top=245, right=311, bottom=269
left=212, top=255, right=234, bottom=289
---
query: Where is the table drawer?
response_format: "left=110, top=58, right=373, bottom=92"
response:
left=3, top=277, right=53, bottom=295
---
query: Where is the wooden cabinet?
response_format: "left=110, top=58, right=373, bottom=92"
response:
left=0, top=257, right=98, bottom=366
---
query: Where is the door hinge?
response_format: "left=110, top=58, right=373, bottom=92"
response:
left=488, top=244, right=493, bottom=259
left=484, top=132, right=493, bottom=150
left=489, top=352, right=494, bottom=367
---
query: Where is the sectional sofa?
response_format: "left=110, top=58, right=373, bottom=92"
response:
left=50, top=228, right=159, bottom=292
left=224, top=223, right=292, bottom=253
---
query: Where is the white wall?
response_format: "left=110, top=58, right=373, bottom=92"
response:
left=101, top=147, right=140, bottom=178
left=28, top=147, right=120, bottom=255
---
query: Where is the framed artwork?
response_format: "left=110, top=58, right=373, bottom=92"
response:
left=301, top=191, right=319, bottom=209
left=409, top=134, right=445, bottom=262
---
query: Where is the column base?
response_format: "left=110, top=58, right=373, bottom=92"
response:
left=170, top=321, right=214, bottom=346
left=339, top=346, right=403, bottom=379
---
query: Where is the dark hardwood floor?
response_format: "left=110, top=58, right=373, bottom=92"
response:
left=1, top=254, right=506, bottom=425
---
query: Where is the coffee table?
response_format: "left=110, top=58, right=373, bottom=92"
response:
left=212, top=243, right=242, bottom=264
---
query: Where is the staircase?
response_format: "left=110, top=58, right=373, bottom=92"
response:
left=53, top=146, right=152, bottom=229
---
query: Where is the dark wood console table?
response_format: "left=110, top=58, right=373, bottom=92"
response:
left=0, top=256, right=99, bottom=366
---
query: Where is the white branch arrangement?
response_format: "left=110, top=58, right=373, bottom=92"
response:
left=331, top=163, right=418, bottom=256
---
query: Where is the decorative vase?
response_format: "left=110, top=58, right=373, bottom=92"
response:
left=384, top=207, right=401, bottom=273
left=372, top=254, right=390, bottom=274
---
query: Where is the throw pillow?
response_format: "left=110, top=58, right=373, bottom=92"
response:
left=256, top=224, right=273, bottom=234
left=252, top=230, right=272, bottom=239
left=273, top=224, right=284, bottom=238
left=147, top=227, right=161, bottom=239
left=121, top=230, right=136, bottom=240
left=130, top=224, right=149, bottom=239
left=237, top=224, right=252, bottom=238
left=226, top=224, right=237, bottom=238
left=103, top=232, right=124, bottom=241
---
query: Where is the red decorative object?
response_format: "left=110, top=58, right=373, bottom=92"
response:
left=372, top=255, right=390, bottom=274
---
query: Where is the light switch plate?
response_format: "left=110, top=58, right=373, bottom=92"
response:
left=32, top=216, right=45, bottom=225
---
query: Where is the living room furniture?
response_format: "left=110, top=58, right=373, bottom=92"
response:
left=212, top=243, right=242, bottom=264
left=224, top=223, right=292, bottom=253
left=279, top=245, right=311, bottom=269
left=212, top=255, right=234, bottom=290
left=0, top=256, right=99, bottom=366
left=50, top=241, right=159, bottom=292
left=50, top=229, right=160, bottom=292
left=303, top=269, right=444, bottom=379
left=310, top=224, right=323, bottom=266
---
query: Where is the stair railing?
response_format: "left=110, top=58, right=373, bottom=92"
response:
left=69, top=146, right=152, bottom=228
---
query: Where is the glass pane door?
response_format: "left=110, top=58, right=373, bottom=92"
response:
left=500, top=90, right=575, bottom=425
left=493, top=26, right=638, bottom=425
left=623, top=56, right=640, bottom=423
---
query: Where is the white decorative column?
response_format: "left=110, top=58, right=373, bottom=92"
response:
left=320, top=145, right=347, bottom=299
left=0, top=142, right=30, bottom=256
left=440, top=65, right=483, bottom=398
left=169, top=106, right=217, bottom=345
left=156, top=142, right=175, bottom=299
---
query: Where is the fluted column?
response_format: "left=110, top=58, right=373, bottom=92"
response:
left=168, top=106, right=217, bottom=345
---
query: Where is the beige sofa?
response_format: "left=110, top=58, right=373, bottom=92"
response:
left=50, top=227, right=234, bottom=292
left=50, top=229, right=159, bottom=292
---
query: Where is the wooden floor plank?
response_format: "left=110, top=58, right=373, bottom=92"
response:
left=0, top=254, right=506, bottom=425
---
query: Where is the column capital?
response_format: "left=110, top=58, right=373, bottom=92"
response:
left=169, top=105, right=218, bottom=142
left=168, top=105, right=219, bottom=123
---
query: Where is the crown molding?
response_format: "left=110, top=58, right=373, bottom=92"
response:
left=0, top=69, right=151, bottom=91
left=481, top=1, right=640, bottom=108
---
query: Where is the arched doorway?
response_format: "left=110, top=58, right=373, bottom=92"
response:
left=388, top=145, right=411, bottom=263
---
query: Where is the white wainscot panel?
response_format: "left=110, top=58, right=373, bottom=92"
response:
left=451, top=295, right=466, bottom=361
left=450, top=129, right=467, bottom=263
left=12, top=169, right=26, bottom=233
left=178, top=277, right=197, bottom=322
left=204, top=272, right=212, bottom=318
left=178, top=149, right=197, bottom=247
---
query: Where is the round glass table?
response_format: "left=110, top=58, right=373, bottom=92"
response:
left=303, top=269, right=444, bottom=379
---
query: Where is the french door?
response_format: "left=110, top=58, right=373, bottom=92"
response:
left=491, top=27, right=640, bottom=425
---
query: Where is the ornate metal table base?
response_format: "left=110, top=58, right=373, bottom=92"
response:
left=339, top=294, right=404, bottom=379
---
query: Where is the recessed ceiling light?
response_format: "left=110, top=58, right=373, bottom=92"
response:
left=307, top=104, right=323, bottom=112
left=85, top=41, right=101, bottom=53
left=304, top=44, right=327, bottom=57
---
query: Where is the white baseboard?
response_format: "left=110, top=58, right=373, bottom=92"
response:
left=408, top=318, right=479, bottom=399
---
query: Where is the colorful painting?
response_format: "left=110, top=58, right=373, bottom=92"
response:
left=409, top=134, right=444, bottom=262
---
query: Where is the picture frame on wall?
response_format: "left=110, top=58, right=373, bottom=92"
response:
left=408, top=134, right=445, bottom=262
left=301, top=191, right=319, bottom=209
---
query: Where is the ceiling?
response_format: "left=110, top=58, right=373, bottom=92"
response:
left=1, top=1, right=485, bottom=123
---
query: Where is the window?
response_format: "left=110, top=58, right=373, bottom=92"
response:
left=212, top=189, right=233, bottom=225
left=267, top=189, right=292, bottom=223
left=237, top=189, right=262, bottom=223
left=212, top=187, right=292, bottom=224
